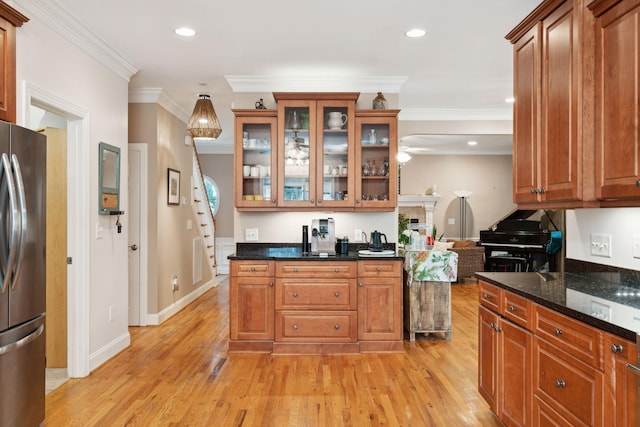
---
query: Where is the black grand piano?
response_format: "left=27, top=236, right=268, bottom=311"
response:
left=479, top=209, right=561, bottom=272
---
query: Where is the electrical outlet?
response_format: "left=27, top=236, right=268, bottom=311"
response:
left=96, top=223, right=104, bottom=239
left=633, top=234, right=640, bottom=259
left=108, top=305, right=114, bottom=322
left=187, top=220, right=192, bottom=230
left=172, top=275, right=179, bottom=292
left=590, top=233, right=612, bottom=258
left=354, top=229, right=363, bottom=242
left=245, top=228, right=259, bottom=241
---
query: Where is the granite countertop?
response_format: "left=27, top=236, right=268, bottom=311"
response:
left=476, top=271, right=640, bottom=341
left=228, top=242, right=404, bottom=261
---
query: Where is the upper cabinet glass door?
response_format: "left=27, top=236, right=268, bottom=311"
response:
left=316, top=100, right=355, bottom=208
left=355, top=111, right=399, bottom=210
left=234, top=111, right=278, bottom=208
left=277, top=100, right=316, bottom=207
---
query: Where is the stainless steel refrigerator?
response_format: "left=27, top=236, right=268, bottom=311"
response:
left=0, top=121, right=46, bottom=426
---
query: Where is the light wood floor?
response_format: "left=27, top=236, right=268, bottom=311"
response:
left=45, top=280, right=501, bottom=426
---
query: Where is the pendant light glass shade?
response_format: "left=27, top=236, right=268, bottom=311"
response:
left=187, top=94, right=222, bottom=140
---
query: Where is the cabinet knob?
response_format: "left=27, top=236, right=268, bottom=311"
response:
left=554, top=328, right=563, bottom=336
left=335, top=268, right=339, bottom=273
left=358, top=282, right=363, bottom=287
left=293, top=292, right=298, bottom=297
left=334, top=292, right=340, bottom=297
left=251, top=267, right=256, bottom=272
left=292, top=324, right=298, bottom=330
left=377, top=267, right=382, bottom=272
left=272, top=199, right=277, bottom=204
left=509, top=305, right=517, bottom=312
left=293, top=268, right=298, bottom=272
left=334, top=325, right=340, bottom=330
left=539, top=188, right=545, bottom=194
left=555, top=379, right=566, bottom=388
left=356, top=199, right=361, bottom=204
left=310, top=199, right=314, bottom=204
left=530, top=188, right=537, bottom=194
left=636, top=180, right=640, bottom=187
left=318, top=199, right=322, bottom=204
left=611, top=344, right=624, bottom=353
left=270, top=282, right=274, bottom=287
left=483, top=293, right=491, bottom=299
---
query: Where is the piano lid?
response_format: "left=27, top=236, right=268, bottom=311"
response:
left=487, top=209, right=539, bottom=231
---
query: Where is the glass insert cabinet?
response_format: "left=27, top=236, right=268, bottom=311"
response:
left=233, top=93, right=398, bottom=211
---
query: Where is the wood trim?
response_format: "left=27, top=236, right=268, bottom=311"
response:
left=273, top=92, right=360, bottom=102
left=0, top=2, right=28, bottom=27
left=506, top=0, right=567, bottom=43
left=588, top=0, right=624, bottom=16
left=231, top=109, right=277, bottom=117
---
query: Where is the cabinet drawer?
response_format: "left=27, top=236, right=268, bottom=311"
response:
left=502, top=291, right=531, bottom=329
left=275, top=311, right=357, bottom=342
left=276, top=261, right=356, bottom=278
left=479, top=281, right=502, bottom=312
left=275, top=279, right=357, bottom=310
left=534, top=304, right=603, bottom=369
left=231, top=260, right=275, bottom=277
left=358, top=260, right=402, bottom=277
left=534, top=338, right=603, bottom=426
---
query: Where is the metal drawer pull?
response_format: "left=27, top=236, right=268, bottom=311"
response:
left=636, top=179, right=640, bottom=187
left=334, top=325, right=340, bottom=330
left=293, top=268, right=298, bottom=272
left=292, top=324, right=298, bottom=330
left=490, top=322, right=501, bottom=332
left=483, top=293, right=491, bottom=299
left=251, top=267, right=256, bottom=272
left=611, top=344, right=624, bottom=353
left=555, top=379, right=566, bottom=388
left=377, top=267, right=382, bottom=272
left=334, top=292, right=339, bottom=297
left=293, top=292, right=298, bottom=297
left=509, top=305, right=517, bottom=312
left=358, top=282, right=363, bottom=287
left=554, top=328, right=563, bottom=336
left=335, top=268, right=339, bottom=273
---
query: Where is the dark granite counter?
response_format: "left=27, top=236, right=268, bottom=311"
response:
left=476, top=271, right=640, bottom=341
left=228, top=242, right=404, bottom=261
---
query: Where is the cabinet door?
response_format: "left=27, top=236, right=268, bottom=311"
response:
left=540, top=1, right=581, bottom=202
left=229, top=276, right=274, bottom=341
left=513, top=24, right=541, bottom=203
left=277, top=100, right=317, bottom=208
left=594, top=0, right=640, bottom=200
left=316, top=100, right=355, bottom=208
left=357, top=276, right=402, bottom=341
left=499, top=318, right=532, bottom=427
left=0, top=15, right=15, bottom=123
left=355, top=112, right=398, bottom=210
left=234, top=112, right=278, bottom=208
left=603, top=334, right=638, bottom=427
left=478, top=305, right=499, bottom=412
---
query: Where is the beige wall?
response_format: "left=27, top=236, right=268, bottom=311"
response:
left=129, top=103, right=213, bottom=315
left=399, top=154, right=515, bottom=239
left=199, top=154, right=234, bottom=238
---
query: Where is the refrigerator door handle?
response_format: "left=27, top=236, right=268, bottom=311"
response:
left=0, top=153, right=19, bottom=294
left=0, top=324, right=44, bottom=356
left=10, top=154, right=27, bottom=289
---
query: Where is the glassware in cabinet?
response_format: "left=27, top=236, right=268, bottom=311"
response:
left=316, top=100, right=355, bottom=207
left=355, top=111, right=399, bottom=210
left=233, top=110, right=278, bottom=208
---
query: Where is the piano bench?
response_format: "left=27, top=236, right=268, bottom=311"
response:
left=487, top=256, right=528, bottom=272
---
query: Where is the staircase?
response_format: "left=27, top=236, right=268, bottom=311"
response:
left=191, top=148, right=217, bottom=277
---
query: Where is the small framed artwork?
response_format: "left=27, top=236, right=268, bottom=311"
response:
left=167, top=168, right=180, bottom=205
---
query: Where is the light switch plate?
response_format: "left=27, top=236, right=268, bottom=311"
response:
left=590, top=233, right=612, bottom=258
left=633, top=234, right=640, bottom=259
left=96, top=223, right=104, bottom=239
left=245, top=228, right=259, bottom=241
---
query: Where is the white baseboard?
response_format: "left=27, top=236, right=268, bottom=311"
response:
left=216, top=237, right=235, bottom=275
left=88, top=331, right=131, bottom=373
left=146, top=275, right=227, bottom=325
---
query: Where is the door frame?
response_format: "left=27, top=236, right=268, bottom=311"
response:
left=128, top=143, right=149, bottom=326
left=22, top=81, right=91, bottom=378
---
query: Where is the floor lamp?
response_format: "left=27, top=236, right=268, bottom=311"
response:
left=454, top=190, right=472, bottom=240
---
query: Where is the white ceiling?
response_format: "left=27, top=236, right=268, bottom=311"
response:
left=35, top=0, right=540, bottom=154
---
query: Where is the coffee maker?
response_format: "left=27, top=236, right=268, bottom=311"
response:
left=311, top=218, right=336, bottom=255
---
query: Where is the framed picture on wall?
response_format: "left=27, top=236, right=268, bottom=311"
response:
left=168, top=168, right=180, bottom=205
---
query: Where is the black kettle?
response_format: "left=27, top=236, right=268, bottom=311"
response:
left=369, top=230, right=387, bottom=252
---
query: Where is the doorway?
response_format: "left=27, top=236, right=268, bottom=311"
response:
left=128, top=144, right=148, bottom=326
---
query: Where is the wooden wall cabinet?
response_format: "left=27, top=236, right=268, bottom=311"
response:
left=590, top=0, right=640, bottom=203
left=507, top=0, right=597, bottom=209
left=0, top=3, right=28, bottom=123
left=233, top=93, right=398, bottom=212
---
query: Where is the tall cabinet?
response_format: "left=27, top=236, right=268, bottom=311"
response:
left=234, top=93, right=398, bottom=212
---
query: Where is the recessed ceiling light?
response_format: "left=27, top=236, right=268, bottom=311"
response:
left=505, top=97, right=515, bottom=103
left=467, top=140, right=478, bottom=146
left=175, top=27, right=196, bottom=37
left=405, top=28, right=427, bottom=38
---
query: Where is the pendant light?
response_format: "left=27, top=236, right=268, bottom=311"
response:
left=187, top=94, right=222, bottom=140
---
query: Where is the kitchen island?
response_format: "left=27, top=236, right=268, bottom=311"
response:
left=475, top=271, right=638, bottom=427
left=228, top=243, right=404, bottom=354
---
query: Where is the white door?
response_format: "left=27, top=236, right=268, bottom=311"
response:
left=128, top=148, right=141, bottom=325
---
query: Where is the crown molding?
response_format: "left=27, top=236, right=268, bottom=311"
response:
left=14, top=0, right=138, bottom=81
left=225, top=75, right=407, bottom=93
left=399, top=108, right=513, bottom=121
left=128, top=88, right=190, bottom=123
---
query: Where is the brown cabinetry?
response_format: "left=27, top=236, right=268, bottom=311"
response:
left=233, top=93, right=398, bottom=212
left=230, top=259, right=403, bottom=354
left=603, top=333, right=638, bottom=426
left=507, top=0, right=597, bottom=208
left=590, top=0, right=640, bottom=202
left=0, top=4, right=27, bottom=123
